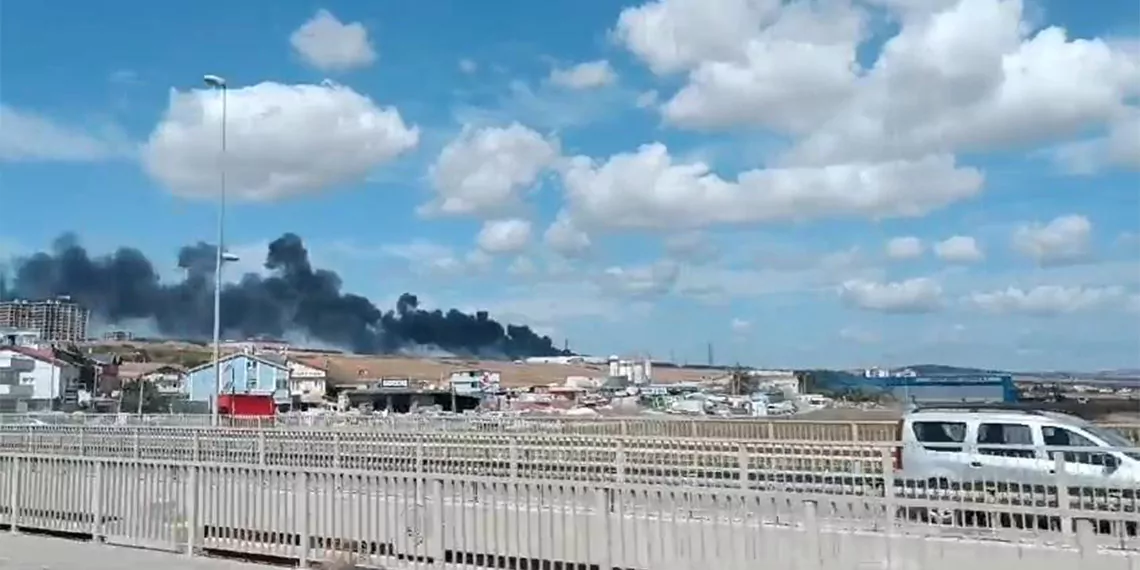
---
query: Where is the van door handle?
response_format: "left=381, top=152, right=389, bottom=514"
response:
left=969, top=461, right=982, bottom=468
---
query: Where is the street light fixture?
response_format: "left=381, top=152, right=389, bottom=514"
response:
left=204, top=73, right=228, bottom=426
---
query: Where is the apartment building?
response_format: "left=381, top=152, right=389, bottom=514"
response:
left=0, top=297, right=90, bottom=343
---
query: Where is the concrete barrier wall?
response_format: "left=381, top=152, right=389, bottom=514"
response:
left=1, top=454, right=1136, bottom=569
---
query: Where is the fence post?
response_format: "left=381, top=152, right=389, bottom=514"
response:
left=849, top=422, right=859, bottom=441
left=508, top=436, right=519, bottom=479
left=615, top=440, right=626, bottom=484
left=430, top=479, right=445, bottom=560
left=594, top=488, right=612, bottom=569
left=192, top=431, right=201, bottom=462
left=90, top=460, right=104, bottom=541
left=185, top=464, right=199, bottom=557
left=6, top=456, right=19, bottom=533
left=415, top=434, right=425, bottom=474
left=295, top=471, right=310, bottom=567
left=333, top=432, right=342, bottom=468
left=801, top=500, right=822, bottom=570
left=737, top=443, right=749, bottom=489
left=132, top=426, right=140, bottom=459
left=1053, top=452, right=1072, bottom=535
left=1075, top=518, right=1095, bottom=561
left=880, top=447, right=896, bottom=532
left=257, top=430, right=266, bottom=466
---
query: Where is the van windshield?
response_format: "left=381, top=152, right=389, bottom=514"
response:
left=1083, top=425, right=1140, bottom=462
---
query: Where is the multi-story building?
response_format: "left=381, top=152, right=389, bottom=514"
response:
left=0, top=346, right=80, bottom=411
left=0, top=297, right=90, bottom=343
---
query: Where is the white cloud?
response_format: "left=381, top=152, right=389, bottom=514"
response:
left=142, top=82, right=418, bottom=201
left=548, top=60, right=618, bottom=89
left=885, top=236, right=924, bottom=260
left=677, top=245, right=878, bottom=302
left=615, top=0, right=1139, bottom=165
left=559, top=143, right=982, bottom=230
left=1051, top=108, right=1140, bottom=174
left=476, top=218, right=533, bottom=254
left=635, top=90, right=659, bottom=108
left=839, top=277, right=943, bottom=313
left=453, top=79, right=632, bottom=131
left=1011, top=214, right=1092, bottom=266
left=290, top=10, right=377, bottom=72
left=424, top=123, right=559, bottom=217
left=933, top=235, right=984, bottom=263
left=730, top=318, right=751, bottom=333
left=459, top=58, right=478, bottom=74
left=1127, top=294, right=1140, bottom=314
left=665, top=231, right=719, bottom=262
left=543, top=214, right=592, bottom=257
left=597, top=260, right=680, bottom=297
left=0, top=105, right=133, bottom=162
left=381, top=239, right=490, bottom=276
left=969, top=285, right=1124, bottom=316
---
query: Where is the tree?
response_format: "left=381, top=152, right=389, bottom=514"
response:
left=120, top=380, right=169, bottom=414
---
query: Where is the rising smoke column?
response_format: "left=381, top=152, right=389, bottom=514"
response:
left=4, top=233, right=568, bottom=358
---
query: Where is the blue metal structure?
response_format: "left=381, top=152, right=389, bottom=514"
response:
left=809, top=371, right=1018, bottom=404
left=881, top=374, right=1018, bottom=404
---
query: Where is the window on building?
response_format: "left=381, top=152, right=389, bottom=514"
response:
left=912, top=421, right=967, bottom=452
left=977, top=423, right=1035, bottom=458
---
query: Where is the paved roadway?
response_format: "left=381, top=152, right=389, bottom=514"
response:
left=0, top=534, right=275, bottom=570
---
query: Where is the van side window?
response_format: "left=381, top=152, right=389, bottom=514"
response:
left=1042, top=426, right=1114, bottom=466
left=977, top=423, right=1035, bottom=458
left=912, top=421, right=966, bottom=452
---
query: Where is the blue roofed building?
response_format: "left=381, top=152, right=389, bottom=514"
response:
left=185, top=353, right=291, bottom=404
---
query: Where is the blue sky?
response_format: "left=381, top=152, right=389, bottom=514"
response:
left=1, top=0, right=1138, bottom=371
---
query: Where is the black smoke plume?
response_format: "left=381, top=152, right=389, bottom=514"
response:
left=1, top=233, right=569, bottom=358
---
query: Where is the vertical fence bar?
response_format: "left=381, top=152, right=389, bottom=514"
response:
left=7, top=456, right=20, bottom=533
left=90, top=460, right=104, bottom=541
left=295, top=470, right=310, bottom=567
left=185, top=463, right=199, bottom=557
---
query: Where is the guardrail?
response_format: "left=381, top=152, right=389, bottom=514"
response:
left=4, top=425, right=1140, bottom=528
left=0, top=425, right=887, bottom=487
left=6, top=412, right=1140, bottom=443
left=0, top=454, right=1135, bottom=568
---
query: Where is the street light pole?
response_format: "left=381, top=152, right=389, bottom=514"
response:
left=204, top=74, right=228, bottom=427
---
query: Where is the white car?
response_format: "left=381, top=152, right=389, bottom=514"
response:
left=895, top=403, right=1140, bottom=487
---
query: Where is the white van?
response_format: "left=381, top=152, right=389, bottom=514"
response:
left=895, top=403, right=1140, bottom=487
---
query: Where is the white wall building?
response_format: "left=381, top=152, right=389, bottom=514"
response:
left=449, top=370, right=500, bottom=395
left=0, top=347, right=80, bottom=409
left=287, top=359, right=328, bottom=403
left=746, top=370, right=801, bottom=395
left=0, top=355, right=35, bottom=406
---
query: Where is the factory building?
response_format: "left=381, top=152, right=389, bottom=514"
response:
left=0, top=297, right=90, bottom=343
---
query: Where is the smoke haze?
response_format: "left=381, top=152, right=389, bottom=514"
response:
left=0, top=233, right=568, bottom=358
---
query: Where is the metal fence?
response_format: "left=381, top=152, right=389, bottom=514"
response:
left=0, top=425, right=889, bottom=487
left=5, top=412, right=1140, bottom=443
left=3, top=425, right=1140, bottom=535
left=1, top=454, right=1136, bottom=569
